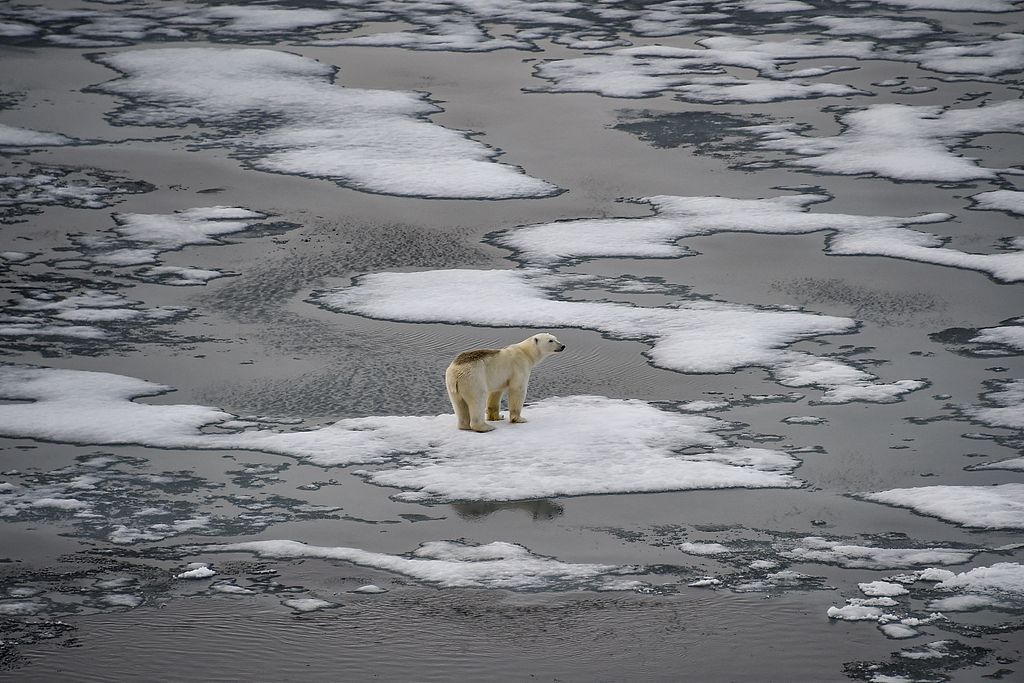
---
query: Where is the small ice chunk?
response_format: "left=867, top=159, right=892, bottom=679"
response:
left=859, top=581, right=909, bottom=597
left=351, top=584, right=387, bottom=594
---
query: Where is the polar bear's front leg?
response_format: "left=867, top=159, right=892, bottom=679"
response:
left=508, top=384, right=527, bottom=423
left=486, top=391, right=503, bottom=421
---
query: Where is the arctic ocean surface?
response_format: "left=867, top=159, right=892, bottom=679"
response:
left=1, top=0, right=1023, bottom=680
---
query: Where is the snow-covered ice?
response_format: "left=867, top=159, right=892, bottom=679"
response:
left=93, top=48, right=559, bottom=200
left=782, top=537, right=976, bottom=568
left=863, top=484, right=1024, bottom=529
left=203, top=539, right=638, bottom=591
left=0, top=366, right=803, bottom=502
left=315, top=268, right=926, bottom=403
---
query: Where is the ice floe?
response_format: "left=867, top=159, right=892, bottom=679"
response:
left=531, top=38, right=875, bottom=102
left=314, top=268, right=926, bottom=403
left=970, top=189, right=1024, bottom=216
left=782, top=537, right=976, bottom=569
left=863, top=484, right=1024, bottom=529
left=494, top=192, right=1023, bottom=282
left=0, top=365, right=804, bottom=502
left=203, top=539, right=639, bottom=591
left=0, top=123, right=75, bottom=147
left=93, top=47, right=558, bottom=199
left=964, top=379, right=1024, bottom=430
left=934, top=562, right=1024, bottom=598
left=748, top=101, right=1024, bottom=182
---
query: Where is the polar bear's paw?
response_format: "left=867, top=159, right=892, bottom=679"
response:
left=510, top=416, right=528, bottom=424
left=470, top=422, right=496, bottom=433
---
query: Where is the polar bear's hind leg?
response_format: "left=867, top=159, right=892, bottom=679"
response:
left=486, top=391, right=503, bottom=421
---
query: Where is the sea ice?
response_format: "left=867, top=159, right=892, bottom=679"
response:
left=934, top=562, right=1024, bottom=597
left=782, top=537, right=976, bottom=569
left=970, top=189, right=1024, bottom=216
left=860, top=581, right=910, bottom=597
left=0, top=123, right=74, bottom=147
left=863, top=484, right=1024, bottom=529
left=965, top=380, right=1024, bottom=429
left=204, top=539, right=638, bottom=591
left=282, top=598, right=336, bottom=612
left=679, top=542, right=733, bottom=556
left=315, top=268, right=926, bottom=402
left=93, top=48, right=559, bottom=199
left=748, top=101, right=1024, bottom=183
left=0, top=365, right=804, bottom=502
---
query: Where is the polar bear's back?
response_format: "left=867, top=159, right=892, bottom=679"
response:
left=452, top=349, right=500, bottom=365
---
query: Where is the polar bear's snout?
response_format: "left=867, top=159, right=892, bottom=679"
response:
left=555, top=343, right=566, bottom=352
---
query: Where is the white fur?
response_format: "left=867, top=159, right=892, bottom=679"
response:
left=445, top=333, right=565, bottom=432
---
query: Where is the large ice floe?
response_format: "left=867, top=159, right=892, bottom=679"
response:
left=0, top=365, right=804, bottom=502
left=314, top=268, right=925, bottom=404
left=201, top=539, right=639, bottom=591
left=492, top=192, right=1024, bottom=283
left=863, top=484, right=1024, bottom=529
left=747, top=100, right=1024, bottom=182
left=91, top=47, right=559, bottom=200
left=781, top=537, right=976, bottom=569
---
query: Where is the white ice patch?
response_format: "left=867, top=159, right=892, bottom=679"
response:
left=927, top=594, right=1010, bottom=611
left=970, top=189, right=1024, bottom=216
left=0, top=366, right=800, bottom=501
left=969, top=457, right=1024, bottom=472
left=352, top=397, right=802, bottom=502
left=748, top=101, right=1024, bottom=183
left=969, top=326, right=1024, bottom=352
left=0, top=174, right=117, bottom=209
left=679, top=542, right=733, bottom=556
left=0, top=123, right=75, bottom=147
left=782, top=537, right=976, bottom=569
left=863, top=484, right=1024, bottom=529
left=94, top=48, right=558, bottom=200
left=175, top=564, right=216, bottom=579
left=860, top=581, right=910, bottom=597
left=935, top=562, right=1024, bottom=599
left=282, top=597, right=336, bottom=612
left=964, top=380, right=1024, bottom=429
left=809, top=16, right=935, bottom=40
left=494, top=193, right=1018, bottom=281
left=315, top=268, right=925, bottom=403
left=532, top=37, right=874, bottom=101
left=204, top=539, right=638, bottom=591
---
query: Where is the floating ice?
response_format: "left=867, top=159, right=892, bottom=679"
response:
left=809, top=16, right=935, bottom=40
left=969, top=457, right=1024, bottom=472
left=970, top=189, right=1024, bottom=216
left=351, top=584, right=387, bottom=594
left=782, top=537, right=976, bottom=569
left=532, top=38, right=875, bottom=101
left=935, top=563, right=1024, bottom=600
left=315, top=268, right=925, bottom=403
left=748, top=101, right=1024, bottom=183
left=827, top=603, right=890, bottom=621
left=0, top=173, right=130, bottom=210
left=0, top=365, right=805, bottom=501
left=863, top=484, right=1024, bottom=529
left=282, top=597, right=336, bottom=612
left=0, top=123, right=74, bottom=147
left=203, top=539, right=638, bottom=591
left=927, top=594, right=1010, bottom=611
left=783, top=416, right=826, bottom=425
left=495, top=193, right=1018, bottom=282
left=353, top=398, right=802, bottom=502
left=94, top=48, right=559, bottom=200
left=860, top=581, right=910, bottom=597
left=965, top=380, right=1024, bottom=429
left=175, top=564, right=216, bottom=579
left=912, top=33, right=1024, bottom=77
left=679, top=542, right=733, bottom=556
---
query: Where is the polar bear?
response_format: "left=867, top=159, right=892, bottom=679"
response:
left=445, top=333, right=566, bottom=432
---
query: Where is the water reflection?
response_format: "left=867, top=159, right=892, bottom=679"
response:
left=451, top=499, right=564, bottom=521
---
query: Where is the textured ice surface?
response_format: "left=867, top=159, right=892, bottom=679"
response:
left=749, top=101, right=1024, bottom=182
left=492, top=193, right=1024, bottom=281
left=204, top=539, right=637, bottom=591
left=935, top=563, right=1024, bottom=598
left=971, top=189, right=1024, bottom=215
left=0, top=366, right=801, bottom=501
left=782, top=537, right=976, bottom=569
left=94, top=48, right=558, bottom=199
left=864, top=484, right=1024, bottom=529
left=315, top=268, right=925, bottom=403
left=0, top=123, right=74, bottom=146
left=965, top=380, right=1024, bottom=430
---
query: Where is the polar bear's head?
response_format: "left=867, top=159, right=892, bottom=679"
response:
left=532, top=333, right=566, bottom=355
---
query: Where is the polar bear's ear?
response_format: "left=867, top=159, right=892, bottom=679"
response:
left=534, top=336, right=539, bottom=345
